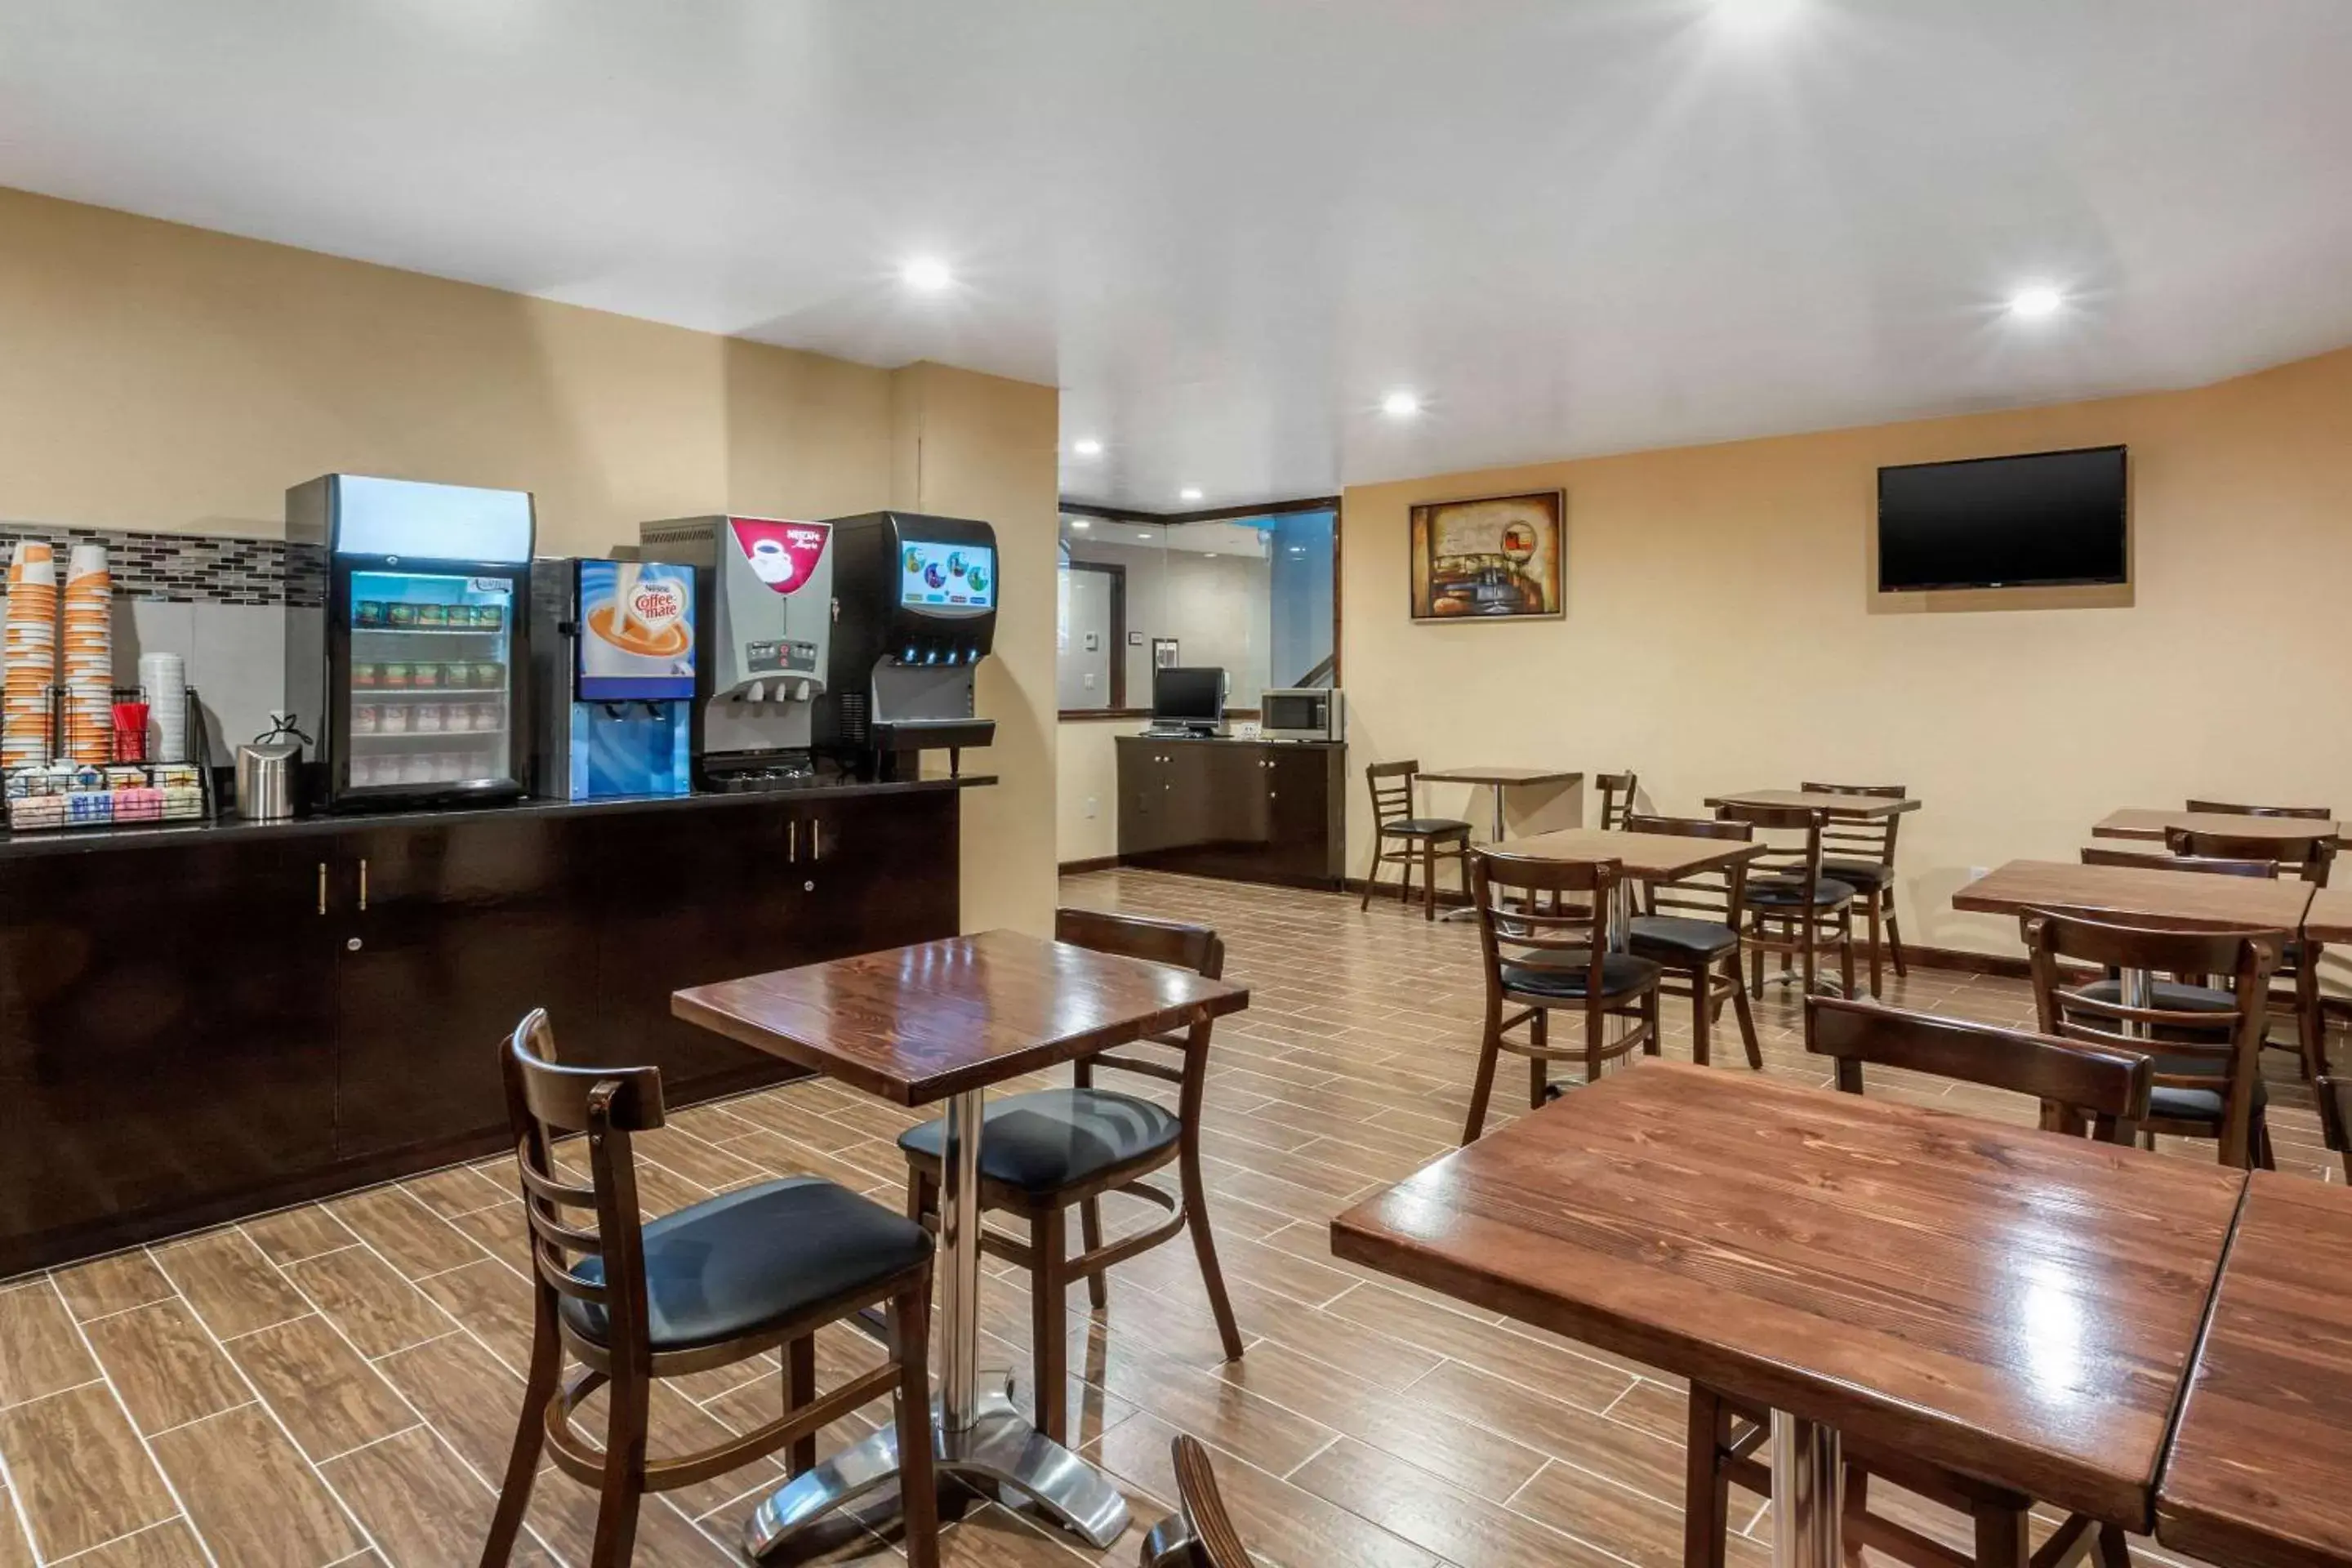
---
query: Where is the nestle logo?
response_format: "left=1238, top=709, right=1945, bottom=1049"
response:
left=787, top=528, right=823, bottom=545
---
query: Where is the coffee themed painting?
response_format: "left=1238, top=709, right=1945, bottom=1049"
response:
left=1408, top=489, right=1565, bottom=621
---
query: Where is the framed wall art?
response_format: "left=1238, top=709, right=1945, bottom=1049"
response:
left=1408, top=489, right=1564, bottom=621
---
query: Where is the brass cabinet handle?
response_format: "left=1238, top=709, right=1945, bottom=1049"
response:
left=359, top=858, right=368, bottom=911
left=788, top=820, right=798, bottom=862
left=318, top=862, right=327, bottom=915
left=812, top=820, right=823, bottom=862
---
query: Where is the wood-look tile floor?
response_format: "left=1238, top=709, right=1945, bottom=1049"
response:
left=1, top=867, right=2338, bottom=1567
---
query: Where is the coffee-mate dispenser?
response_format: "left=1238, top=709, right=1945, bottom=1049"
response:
left=636, top=514, right=835, bottom=790
left=813, top=511, right=997, bottom=780
left=527, top=557, right=697, bottom=800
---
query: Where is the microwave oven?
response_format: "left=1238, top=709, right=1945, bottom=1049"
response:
left=1260, top=687, right=1343, bottom=742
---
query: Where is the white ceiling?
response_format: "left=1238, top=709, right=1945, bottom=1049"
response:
left=5, top=1, right=2351, bottom=510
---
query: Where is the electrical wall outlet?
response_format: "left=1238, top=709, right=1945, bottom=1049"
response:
left=1085, top=795, right=1098, bottom=819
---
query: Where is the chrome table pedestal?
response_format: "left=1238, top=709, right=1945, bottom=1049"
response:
left=744, top=1089, right=1132, bottom=1558
left=1771, top=1410, right=1842, bottom=1568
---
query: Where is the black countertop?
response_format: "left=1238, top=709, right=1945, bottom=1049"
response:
left=0, top=773, right=996, bottom=859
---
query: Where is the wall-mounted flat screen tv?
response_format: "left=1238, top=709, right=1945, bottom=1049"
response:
left=1877, top=445, right=2127, bottom=592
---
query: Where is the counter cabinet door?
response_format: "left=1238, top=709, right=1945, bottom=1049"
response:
left=1267, top=748, right=1343, bottom=884
left=330, top=814, right=603, bottom=1161
left=0, top=840, right=336, bottom=1262
left=791, top=791, right=960, bottom=963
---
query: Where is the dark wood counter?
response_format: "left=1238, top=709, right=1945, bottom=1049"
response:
left=1116, top=734, right=1345, bottom=889
left=0, top=781, right=982, bottom=1274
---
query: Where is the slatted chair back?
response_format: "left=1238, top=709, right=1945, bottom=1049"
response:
left=2024, top=911, right=2281, bottom=1166
left=2166, top=826, right=2336, bottom=888
left=2186, top=798, right=2333, bottom=821
left=1799, top=780, right=1906, bottom=875
left=1625, top=813, right=1752, bottom=927
left=1469, top=849, right=1614, bottom=1001
left=1595, top=772, right=1639, bottom=831
left=2078, top=845, right=2278, bottom=878
left=1365, top=760, right=1424, bottom=832
left=1054, top=906, right=1223, bottom=1092
left=1714, top=801, right=1829, bottom=907
left=499, top=1009, right=666, bottom=1376
left=1807, top=996, right=2150, bottom=1143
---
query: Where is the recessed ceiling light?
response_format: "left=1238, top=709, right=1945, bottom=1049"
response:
left=1069, top=519, right=1089, bottom=530
left=1136, top=531, right=1154, bottom=541
left=1382, top=390, right=1422, bottom=417
left=1713, top=0, right=1801, bottom=31
left=1179, top=488, right=1204, bottom=502
left=900, top=257, right=953, bottom=292
left=1205, top=552, right=1219, bottom=559
left=2007, top=284, right=2065, bottom=320
left=1071, top=438, right=1103, bottom=457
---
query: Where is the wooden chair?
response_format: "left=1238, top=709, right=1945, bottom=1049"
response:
left=899, top=907, right=1242, bottom=1447
left=2166, top=826, right=2334, bottom=1080
left=1800, top=781, right=1909, bottom=995
left=2319, top=1076, right=2352, bottom=1182
left=2078, top=845, right=2278, bottom=878
left=1140, top=1435, right=1261, bottom=1567
left=1595, top=771, right=1639, bottom=831
left=1624, top=813, right=1761, bottom=1069
left=2025, top=911, right=2283, bottom=1170
left=1715, top=801, right=1855, bottom=1000
left=1686, top=997, right=2150, bottom=1568
left=1359, top=760, right=1472, bottom=921
left=482, top=1011, right=938, bottom=1568
left=2186, top=798, right=2333, bottom=821
left=1461, top=849, right=1662, bottom=1142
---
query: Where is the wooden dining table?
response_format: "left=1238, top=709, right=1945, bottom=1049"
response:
left=1494, top=825, right=1766, bottom=947
left=673, top=929, right=1250, bottom=1557
left=2158, top=1171, right=2352, bottom=1568
left=2301, top=884, right=2352, bottom=945
left=1416, top=764, right=1584, bottom=841
left=1330, top=1063, right=2243, bottom=1568
left=1704, top=787, right=1922, bottom=820
left=2091, top=808, right=2349, bottom=846
left=1952, top=858, right=2317, bottom=933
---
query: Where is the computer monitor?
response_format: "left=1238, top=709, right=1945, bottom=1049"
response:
left=1150, top=666, right=1226, bottom=733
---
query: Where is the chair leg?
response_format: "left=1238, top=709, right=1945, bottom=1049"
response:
left=478, top=1304, right=561, bottom=1567
left=1528, top=1005, right=1550, bottom=1108
left=1682, top=1384, right=1731, bottom=1568
left=589, top=1367, right=648, bottom=1568
left=1885, top=897, right=1909, bottom=978
left=2298, top=960, right=2328, bottom=1080
left=1802, top=918, right=1818, bottom=996
left=1079, top=1196, right=1109, bottom=1310
left=1359, top=839, right=1382, bottom=910
left=1866, top=899, right=1884, bottom=996
left=1839, top=909, right=1856, bottom=998
left=2094, top=1521, right=2132, bottom=1568
left=1398, top=845, right=1416, bottom=910
left=905, top=1167, right=933, bottom=1226
left=1690, top=964, right=1712, bottom=1067
left=1463, top=1007, right=1503, bottom=1145
left=1586, top=996, right=1607, bottom=1084
left=1642, top=987, right=1662, bottom=1057
left=1180, top=1140, right=1246, bottom=1362
left=1728, top=964, right=1762, bottom=1070
left=889, top=1281, right=941, bottom=1568
left=1842, top=1467, right=1870, bottom=1568
left=1974, top=1502, right=2030, bottom=1568
left=1422, top=842, right=1438, bottom=921
left=2253, top=1111, right=2278, bottom=1172
left=786, top=1334, right=817, bottom=1477
left=1031, top=1207, right=1069, bottom=1446
left=1459, top=842, right=1476, bottom=906
left=1749, top=932, right=1765, bottom=999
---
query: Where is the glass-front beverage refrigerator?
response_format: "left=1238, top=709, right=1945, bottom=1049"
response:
left=285, top=474, right=535, bottom=812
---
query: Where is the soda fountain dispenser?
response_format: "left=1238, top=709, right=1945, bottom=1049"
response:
left=635, top=514, right=835, bottom=791
left=813, top=511, right=997, bottom=780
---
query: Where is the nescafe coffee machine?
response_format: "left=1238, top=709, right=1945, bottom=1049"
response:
left=636, top=514, right=835, bottom=790
left=813, top=511, right=997, bottom=780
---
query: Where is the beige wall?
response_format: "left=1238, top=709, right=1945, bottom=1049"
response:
left=1058, top=718, right=1123, bottom=865
left=1343, top=345, right=2352, bottom=960
left=0, top=186, right=1056, bottom=934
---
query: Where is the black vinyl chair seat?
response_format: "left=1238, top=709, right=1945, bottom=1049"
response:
left=899, top=1087, right=1181, bottom=1198
left=1379, top=817, right=1472, bottom=839
left=1744, top=875, right=1858, bottom=909
left=1821, top=858, right=1894, bottom=892
left=1627, top=915, right=1740, bottom=960
left=2148, top=1057, right=2269, bottom=1123
left=561, top=1177, right=932, bottom=1352
left=2077, top=978, right=2237, bottom=1013
left=1501, top=950, right=1662, bottom=1000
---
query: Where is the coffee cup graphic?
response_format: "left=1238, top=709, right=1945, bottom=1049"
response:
left=748, top=537, right=796, bottom=586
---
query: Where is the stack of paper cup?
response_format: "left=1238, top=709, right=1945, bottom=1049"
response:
left=139, top=651, right=189, bottom=764
left=62, top=542, right=114, bottom=764
left=3, top=541, right=60, bottom=769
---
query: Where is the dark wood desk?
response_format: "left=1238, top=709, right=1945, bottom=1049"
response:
left=2093, top=808, right=2349, bottom=846
left=1953, top=859, right=2315, bottom=933
left=2160, top=1172, right=2352, bottom=1568
left=1330, top=1064, right=2241, bottom=1560
left=1705, top=788, right=1922, bottom=819
left=674, top=932, right=1249, bottom=1554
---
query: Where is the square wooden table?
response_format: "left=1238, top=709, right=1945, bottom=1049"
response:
left=1494, top=826, right=1766, bottom=947
left=2299, top=885, right=2352, bottom=945
left=1952, top=859, right=2316, bottom=933
left=2091, top=808, right=2348, bottom=846
left=2159, top=1172, right=2352, bottom=1568
left=1330, top=1064, right=2244, bottom=1568
left=1704, top=788, right=1922, bottom=819
left=1417, top=766, right=1584, bottom=841
left=674, top=929, right=1250, bottom=1555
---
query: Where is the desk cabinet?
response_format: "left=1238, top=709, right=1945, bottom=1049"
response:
left=1116, top=736, right=1345, bottom=889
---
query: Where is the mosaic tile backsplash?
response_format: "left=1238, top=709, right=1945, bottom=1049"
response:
left=0, top=522, right=286, bottom=605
